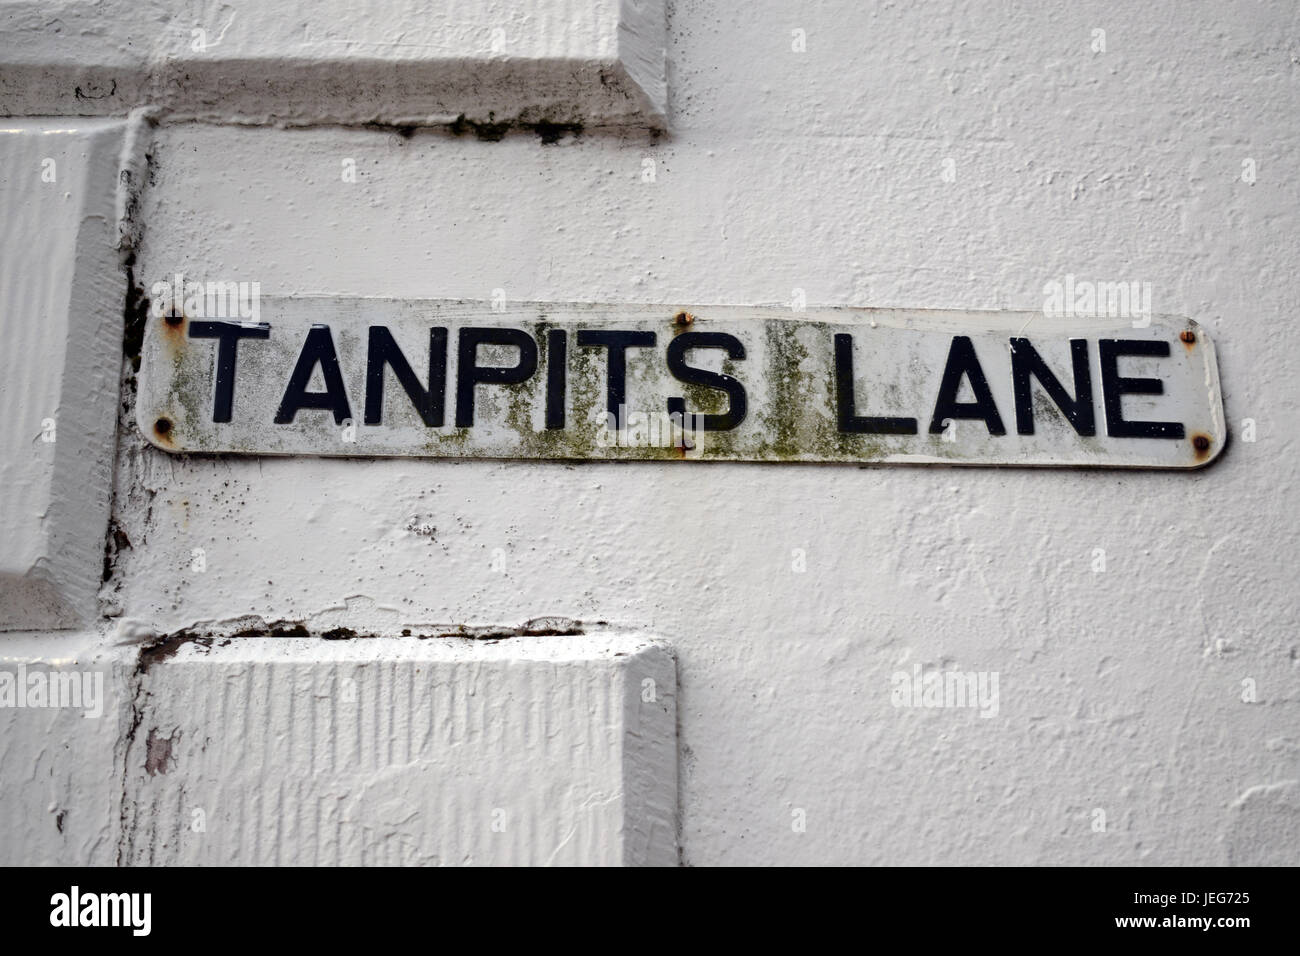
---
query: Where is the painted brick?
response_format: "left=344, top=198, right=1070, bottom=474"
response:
left=118, top=633, right=677, bottom=865
left=0, top=119, right=132, bottom=630
left=0, top=0, right=667, bottom=129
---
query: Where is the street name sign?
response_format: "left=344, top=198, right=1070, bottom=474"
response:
left=137, top=298, right=1225, bottom=469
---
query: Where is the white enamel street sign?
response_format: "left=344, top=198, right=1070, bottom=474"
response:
left=136, top=297, right=1225, bottom=469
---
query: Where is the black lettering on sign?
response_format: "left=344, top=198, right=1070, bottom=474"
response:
left=1098, top=339, right=1184, bottom=438
left=665, top=332, right=748, bottom=431
left=188, top=320, right=270, bottom=423
left=274, top=325, right=352, bottom=425
left=576, top=330, right=656, bottom=429
left=1009, top=338, right=1095, bottom=436
left=545, top=329, right=567, bottom=430
left=364, top=326, right=448, bottom=427
left=833, top=333, right=918, bottom=434
left=454, top=327, right=539, bottom=428
left=929, top=336, right=1006, bottom=436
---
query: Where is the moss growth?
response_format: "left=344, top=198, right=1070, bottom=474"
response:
left=758, top=322, right=810, bottom=460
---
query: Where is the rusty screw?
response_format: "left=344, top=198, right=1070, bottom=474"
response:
left=1180, top=330, right=1196, bottom=344
left=1192, top=434, right=1210, bottom=452
left=673, top=310, right=695, bottom=327
left=164, top=311, right=183, bottom=326
left=154, top=417, right=172, bottom=436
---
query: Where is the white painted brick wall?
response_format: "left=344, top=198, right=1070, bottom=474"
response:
left=119, top=634, right=676, bottom=866
left=0, top=0, right=667, bottom=128
left=0, top=632, right=124, bottom=864
left=0, top=119, right=131, bottom=630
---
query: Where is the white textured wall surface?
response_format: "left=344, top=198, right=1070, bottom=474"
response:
left=119, top=634, right=676, bottom=866
left=0, top=0, right=667, bottom=128
left=2, top=0, right=1299, bottom=866
left=0, top=119, right=131, bottom=630
left=0, top=632, right=123, bottom=865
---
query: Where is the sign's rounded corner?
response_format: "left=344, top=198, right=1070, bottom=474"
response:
left=134, top=407, right=180, bottom=453
left=1188, top=431, right=1228, bottom=469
